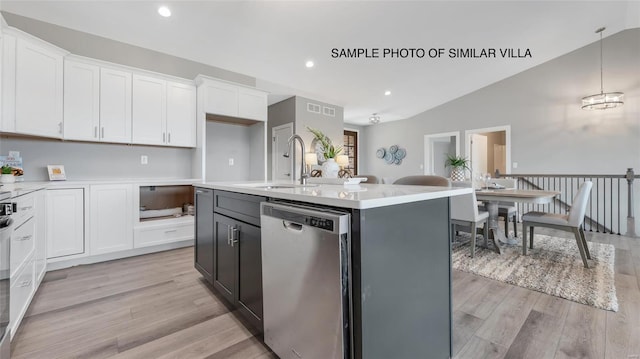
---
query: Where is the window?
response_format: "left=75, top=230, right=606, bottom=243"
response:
left=343, top=130, right=358, bottom=175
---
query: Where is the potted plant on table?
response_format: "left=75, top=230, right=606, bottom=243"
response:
left=444, top=155, right=470, bottom=182
left=307, top=126, right=343, bottom=178
left=1, top=165, right=16, bottom=184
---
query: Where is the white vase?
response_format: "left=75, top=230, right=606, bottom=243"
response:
left=0, top=174, right=15, bottom=184
left=450, top=167, right=466, bottom=182
left=321, top=158, right=340, bottom=178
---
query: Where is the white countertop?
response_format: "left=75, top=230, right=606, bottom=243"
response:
left=194, top=181, right=472, bottom=209
left=1, top=178, right=200, bottom=198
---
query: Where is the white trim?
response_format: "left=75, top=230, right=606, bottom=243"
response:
left=464, top=125, right=511, bottom=175
left=271, top=123, right=294, bottom=182
left=423, top=131, right=460, bottom=175
left=344, top=127, right=360, bottom=175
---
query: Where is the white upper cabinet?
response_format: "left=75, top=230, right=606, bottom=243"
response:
left=100, top=67, right=132, bottom=143
left=203, top=80, right=238, bottom=117
left=63, top=59, right=100, bottom=141
left=238, top=87, right=268, bottom=121
left=14, top=36, right=66, bottom=138
left=166, top=81, right=196, bottom=147
left=132, top=74, right=166, bottom=145
left=197, top=76, right=268, bottom=122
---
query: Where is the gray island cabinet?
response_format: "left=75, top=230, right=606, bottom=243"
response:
left=193, top=182, right=471, bottom=359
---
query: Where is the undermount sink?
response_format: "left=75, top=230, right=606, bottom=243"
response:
left=234, top=183, right=320, bottom=190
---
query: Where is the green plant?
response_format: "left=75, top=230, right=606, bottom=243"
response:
left=306, top=126, right=343, bottom=159
left=1, top=165, right=12, bottom=175
left=444, top=155, right=470, bottom=170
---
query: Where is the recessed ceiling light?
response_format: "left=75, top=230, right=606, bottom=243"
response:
left=305, top=60, right=314, bottom=68
left=384, top=90, right=391, bottom=96
left=158, top=6, right=171, bottom=17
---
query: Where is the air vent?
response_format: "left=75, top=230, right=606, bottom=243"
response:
left=307, top=103, right=321, bottom=114
left=323, top=106, right=336, bottom=117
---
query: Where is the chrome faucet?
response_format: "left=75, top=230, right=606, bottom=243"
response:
left=283, top=134, right=309, bottom=185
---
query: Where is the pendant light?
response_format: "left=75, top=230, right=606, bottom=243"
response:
left=581, top=27, right=624, bottom=110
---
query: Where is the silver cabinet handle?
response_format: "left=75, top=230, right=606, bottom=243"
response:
left=58, top=122, right=63, bottom=134
left=168, top=133, right=171, bottom=143
left=230, top=227, right=239, bottom=247
left=163, top=132, right=166, bottom=143
left=19, top=206, right=33, bottom=211
left=94, top=126, right=98, bottom=138
left=101, top=127, right=105, bottom=138
left=14, top=234, right=32, bottom=241
left=164, top=229, right=177, bottom=234
left=19, top=279, right=32, bottom=287
left=227, top=225, right=232, bottom=245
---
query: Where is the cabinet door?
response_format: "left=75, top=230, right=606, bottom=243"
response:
left=213, top=213, right=236, bottom=304
left=15, top=38, right=63, bottom=138
left=46, top=188, right=85, bottom=258
left=236, top=221, right=263, bottom=331
left=90, top=184, right=133, bottom=255
left=63, top=59, right=100, bottom=141
left=1, top=34, right=17, bottom=132
left=238, top=88, right=267, bottom=122
left=203, top=80, right=237, bottom=117
left=132, top=74, right=166, bottom=145
left=194, top=188, right=214, bottom=283
left=100, top=68, right=132, bottom=143
left=166, top=81, right=196, bottom=147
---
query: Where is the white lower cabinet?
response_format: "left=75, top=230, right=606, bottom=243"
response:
left=34, top=190, right=47, bottom=282
left=90, top=184, right=133, bottom=255
left=46, top=188, right=85, bottom=258
left=10, top=255, right=35, bottom=338
left=134, top=218, right=194, bottom=248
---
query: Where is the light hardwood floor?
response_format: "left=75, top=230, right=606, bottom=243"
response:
left=11, top=230, right=640, bottom=358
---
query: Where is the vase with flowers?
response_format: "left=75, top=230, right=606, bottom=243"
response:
left=307, top=126, right=342, bottom=178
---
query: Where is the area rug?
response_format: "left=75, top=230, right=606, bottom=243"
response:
left=452, top=233, right=618, bottom=311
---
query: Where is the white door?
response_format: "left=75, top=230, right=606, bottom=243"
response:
left=90, top=184, right=133, bottom=255
left=132, top=74, right=166, bottom=145
left=15, top=38, right=64, bottom=138
left=100, top=67, right=132, bottom=143
left=46, top=188, right=85, bottom=258
left=166, top=81, right=196, bottom=147
left=63, top=59, right=100, bottom=141
left=470, top=134, right=488, bottom=175
left=272, top=123, right=293, bottom=182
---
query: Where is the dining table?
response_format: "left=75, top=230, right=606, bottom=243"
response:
left=475, top=188, right=560, bottom=254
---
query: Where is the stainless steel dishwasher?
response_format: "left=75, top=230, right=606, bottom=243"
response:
left=261, top=201, right=351, bottom=359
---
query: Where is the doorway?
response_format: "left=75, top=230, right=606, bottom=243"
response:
left=464, top=125, right=511, bottom=179
left=423, top=132, right=460, bottom=176
left=272, top=123, right=293, bottom=182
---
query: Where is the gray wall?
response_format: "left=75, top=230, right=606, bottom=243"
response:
left=1, top=11, right=254, bottom=86
left=266, top=97, right=296, bottom=179
left=0, top=135, right=193, bottom=181
left=294, top=96, right=344, bottom=152
left=360, top=28, right=640, bottom=182
left=205, top=121, right=255, bottom=182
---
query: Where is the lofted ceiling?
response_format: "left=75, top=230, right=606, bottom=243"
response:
left=2, top=1, right=638, bottom=125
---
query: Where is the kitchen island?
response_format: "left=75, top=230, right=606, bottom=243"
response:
left=193, top=181, right=471, bottom=359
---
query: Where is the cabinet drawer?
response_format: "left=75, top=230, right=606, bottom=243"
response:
left=11, top=216, right=35, bottom=277
left=13, top=193, right=35, bottom=225
left=213, top=190, right=266, bottom=227
left=134, top=222, right=194, bottom=248
left=10, top=255, right=35, bottom=333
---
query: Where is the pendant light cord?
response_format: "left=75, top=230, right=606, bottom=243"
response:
left=599, top=29, right=604, bottom=94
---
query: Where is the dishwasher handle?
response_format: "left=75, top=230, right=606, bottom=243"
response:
left=282, top=220, right=303, bottom=232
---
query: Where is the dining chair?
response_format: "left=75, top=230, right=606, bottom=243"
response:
left=359, top=174, right=380, bottom=184
left=393, top=175, right=451, bottom=187
left=522, top=181, right=593, bottom=268
left=451, top=191, right=489, bottom=257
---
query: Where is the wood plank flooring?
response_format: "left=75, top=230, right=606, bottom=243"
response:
left=11, top=230, right=640, bottom=358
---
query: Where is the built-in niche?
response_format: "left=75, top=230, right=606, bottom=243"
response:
left=139, top=185, right=194, bottom=222
left=205, top=114, right=265, bottom=182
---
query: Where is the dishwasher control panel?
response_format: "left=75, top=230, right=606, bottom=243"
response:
left=308, top=216, right=334, bottom=231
